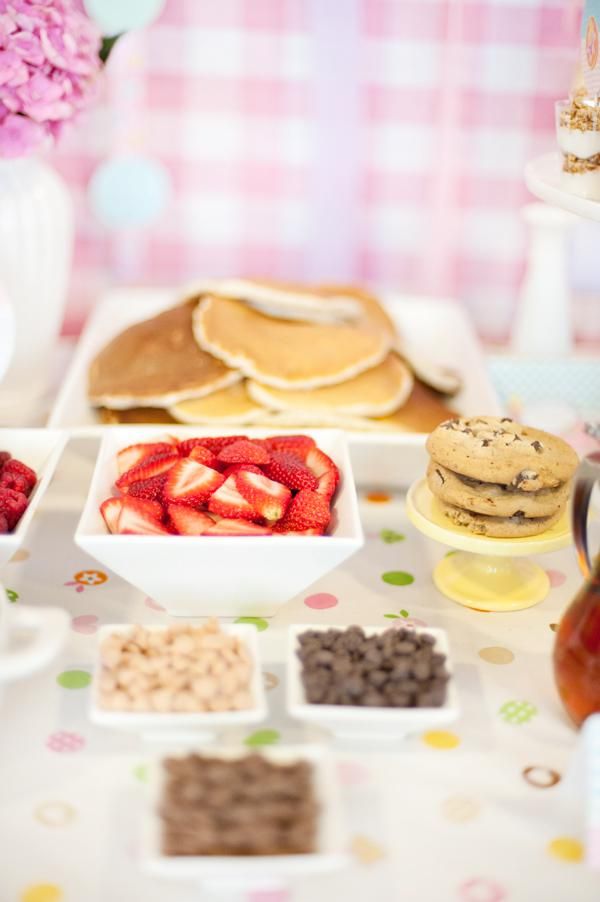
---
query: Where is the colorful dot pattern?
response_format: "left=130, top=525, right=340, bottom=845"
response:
left=381, top=570, right=415, bottom=586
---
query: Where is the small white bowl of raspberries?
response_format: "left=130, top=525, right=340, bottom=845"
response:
left=0, top=429, right=66, bottom=566
left=75, top=429, right=363, bottom=617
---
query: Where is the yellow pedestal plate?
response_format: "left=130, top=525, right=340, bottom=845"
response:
left=406, top=480, right=572, bottom=612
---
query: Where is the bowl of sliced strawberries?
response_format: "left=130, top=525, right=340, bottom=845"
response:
left=75, top=429, right=363, bottom=616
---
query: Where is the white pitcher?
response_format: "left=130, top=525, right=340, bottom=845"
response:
left=0, top=584, right=69, bottom=689
left=0, top=286, right=14, bottom=384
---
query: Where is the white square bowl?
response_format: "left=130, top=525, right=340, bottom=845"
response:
left=89, top=622, right=267, bottom=741
left=0, top=428, right=66, bottom=568
left=140, top=744, right=348, bottom=889
left=287, top=624, right=460, bottom=742
left=75, top=427, right=363, bottom=617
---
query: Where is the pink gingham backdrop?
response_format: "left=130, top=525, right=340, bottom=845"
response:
left=50, top=0, right=582, bottom=342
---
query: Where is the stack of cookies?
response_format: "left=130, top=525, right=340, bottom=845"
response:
left=426, top=416, right=579, bottom=538
left=88, top=278, right=459, bottom=433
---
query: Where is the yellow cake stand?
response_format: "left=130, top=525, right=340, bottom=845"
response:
left=406, top=479, right=572, bottom=612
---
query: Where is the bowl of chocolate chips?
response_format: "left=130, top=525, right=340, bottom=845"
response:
left=287, top=624, right=460, bottom=741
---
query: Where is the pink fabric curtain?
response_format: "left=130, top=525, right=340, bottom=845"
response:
left=52, top=0, right=582, bottom=341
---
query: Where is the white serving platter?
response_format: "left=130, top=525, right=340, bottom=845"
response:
left=89, top=623, right=267, bottom=741
left=48, top=287, right=500, bottom=487
left=287, top=624, right=459, bottom=742
left=140, top=744, right=348, bottom=889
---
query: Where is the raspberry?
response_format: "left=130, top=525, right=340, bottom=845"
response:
left=0, top=472, right=31, bottom=496
left=0, top=451, right=11, bottom=471
left=0, top=513, right=8, bottom=533
left=1, top=459, right=36, bottom=494
left=0, top=488, right=28, bottom=530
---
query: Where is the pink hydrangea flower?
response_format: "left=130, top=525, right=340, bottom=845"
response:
left=0, top=0, right=102, bottom=157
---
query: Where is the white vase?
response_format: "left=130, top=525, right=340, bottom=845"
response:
left=0, top=157, right=73, bottom=425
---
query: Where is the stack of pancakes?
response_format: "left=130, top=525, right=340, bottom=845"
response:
left=425, top=416, right=579, bottom=538
left=88, top=279, right=460, bottom=432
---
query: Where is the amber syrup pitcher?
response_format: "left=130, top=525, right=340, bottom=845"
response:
left=553, top=451, right=600, bottom=728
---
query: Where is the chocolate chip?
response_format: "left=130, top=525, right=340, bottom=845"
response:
left=435, top=468, right=446, bottom=484
left=501, top=417, right=513, bottom=422
left=481, top=439, right=491, bottom=447
left=531, top=440, right=543, bottom=453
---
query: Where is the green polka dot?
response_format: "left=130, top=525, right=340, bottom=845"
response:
left=380, top=529, right=405, bottom=544
left=133, top=763, right=149, bottom=783
left=6, top=588, right=18, bottom=603
left=245, top=729, right=280, bottom=747
left=56, top=670, right=91, bottom=690
left=381, top=571, right=414, bottom=587
left=235, top=617, right=269, bottom=632
left=445, top=550, right=457, bottom=557
left=383, top=613, right=399, bottom=619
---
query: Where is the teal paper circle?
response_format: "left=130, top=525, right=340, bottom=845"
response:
left=84, top=0, right=165, bottom=34
left=89, top=155, right=170, bottom=228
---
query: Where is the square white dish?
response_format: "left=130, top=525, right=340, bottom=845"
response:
left=48, top=287, right=500, bottom=487
left=74, top=427, right=363, bottom=617
left=287, top=624, right=460, bottom=742
left=89, top=623, right=267, bottom=741
left=140, top=744, right=349, bottom=888
left=0, top=428, right=66, bottom=568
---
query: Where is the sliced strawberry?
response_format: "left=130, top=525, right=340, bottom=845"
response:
left=217, top=439, right=270, bottom=466
left=188, top=444, right=220, bottom=469
left=127, top=473, right=168, bottom=503
left=100, top=496, right=123, bottom=534
left=315, top=468, right=339, bottom=500
left=234, top=470, right=291, bottom=521
left=273, top=525, right=324, bottom=536
left=208, top=475, right=262, bottom=521
left=167, top=504, right=214, bottom=535
left=264, top=434, right=315, bottom=461
left=182, top=435, right=247, bottom=455
left=221, top=463, right=264, bottom=479
left=163, top=458, right=225, bottom=507
left=205, top=518, right=272, bottom=536
left=1, top=459, right=36, bottom=494
left=116, top=451, right=179, bottom=491
left=276, top=489, right=331, bottom=533
left=116, top=441, right=177, bottom=476
left=262, top=451, right=318, bottom=492
left=117, top=497, right=169, bottom=535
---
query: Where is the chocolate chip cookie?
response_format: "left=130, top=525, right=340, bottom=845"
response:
left=426, top=416, right=578, bottom=491
left=427, top=461, right=570, bottom=518
left=438, top=500, right=565, bottom=538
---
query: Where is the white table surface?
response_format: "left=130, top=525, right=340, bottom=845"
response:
left=0, top=435, right=599, bottom=902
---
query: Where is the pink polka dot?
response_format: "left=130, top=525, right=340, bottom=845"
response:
left=546, top=569, right=566, bottom=588
left=71, top=615, right=99, bottom=634
left=337, top=760, right=369, bottom=785
left=46, top=731, right=85, bottom=753
left=458, top=878, right=507, bottom=902
left=145, top=597, right=165, bottom=612
left=304, top=592, right=338, bottom=610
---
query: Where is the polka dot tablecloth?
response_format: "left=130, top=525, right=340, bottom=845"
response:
left=0, top=445, right=598, bottom=902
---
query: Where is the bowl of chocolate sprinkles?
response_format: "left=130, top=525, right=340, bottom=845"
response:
left=287, top=624, right=460, bottom=741
left=140, top=745, right=349, bottom=885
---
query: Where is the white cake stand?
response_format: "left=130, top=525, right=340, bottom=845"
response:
left=406, top=479, right=572, bottom=612
left=525, top=152, right=600, bottom=222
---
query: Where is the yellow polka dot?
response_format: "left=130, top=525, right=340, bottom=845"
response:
left=441, top=794, right=481, bottom=822
left=423, top=730, right=461, bottom=750
left=479, top=646, right=514, bottom=665
left=547, top=837, right=584, bottom=862
left=350, top=834, right=386, bottom=864
left=10, top=548, right=30, bottom=563
left=21, top=885, right=63, bottom=902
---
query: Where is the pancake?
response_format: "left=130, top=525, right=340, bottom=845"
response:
left=186, top=277, right=362, bottom=324
left=169, top=381, right=267, bottom=424
left=247, top=355, right=413, bottom=417
left=88, top=301, right=240, bottom=409
left=399, top=345, right=462, bottom=397
left=316, top=283, right=396, bottom=340
left=253, top=382, right=456, bottom=432
left=98, top=407, right=176, bottom=424
left=192, top=295, right=392, bottom=390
